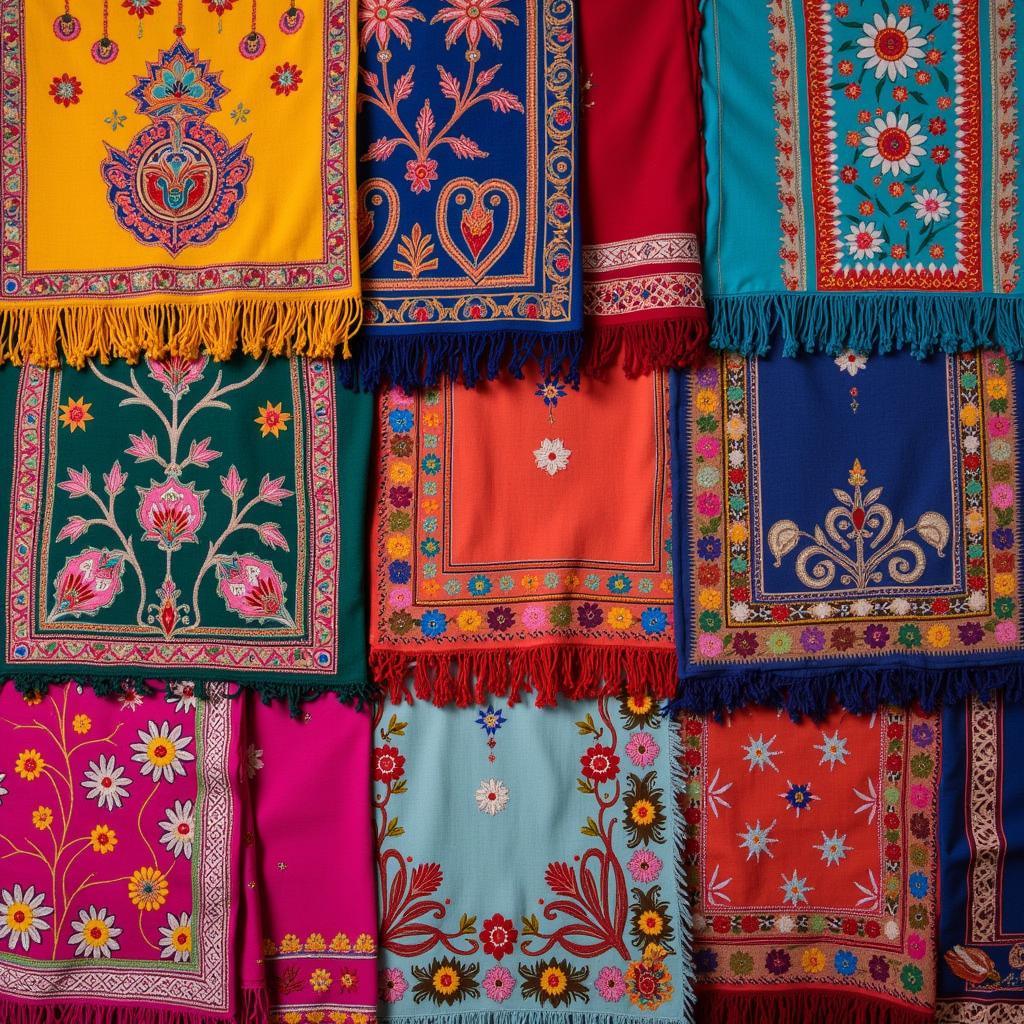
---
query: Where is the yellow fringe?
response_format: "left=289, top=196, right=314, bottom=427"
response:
left=0, top=297, right=364, bottom=368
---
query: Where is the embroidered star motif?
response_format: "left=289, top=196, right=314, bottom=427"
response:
left=737, top=819, right=778, bottom=862
left=815, top=730, right=850, bottom=770
left=742, top=733, right=781, bottom=772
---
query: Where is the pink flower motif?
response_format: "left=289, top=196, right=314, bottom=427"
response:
left=217, top=555, right=294, bottom=626
left=220, top=466, right=246, bottom=500
left=51, top=549, right=124, bottom=619
left=909, top=783, right=931, bottom=809
left=59, top=466, right=92, bottom=498
left=482, top=966, right=514, bottom=1002
left=695, top=436, right=720, bottom=460
left=595, top=965, right=627, bottom=1002
left=137, top=478, right=207, bottom=552
left=147, top=356, right=208, bottom=398
left=988, top=415, right=1011, bottom=437
left=103, top=462, right=127, bottom=497
left=521, top=603, right=546, bottom=629
left=258, top=474, right=294, bottom=505
left=359, top=0, right=425, bottom=50
left=379, top=967, right=408, bottom=1003
left=56, top=516, right=91, bottom=543
left=697, top=633, right=723, bottom=657
left=430, top=0, right=520, bottom=50
left=256, top=523, right=289, bottom=551
left=186, top=437, right=221, bottom=468
left=626, top=849, right=663, bottom=884
left=405, top=158, right=439, bottom=193
left=995, top=620, right=1019, bottom=645
left=991, top=483, right=1015, bottom=510
left=388, top=586, right=413, bottom=610
left=696, top=491, right=722, bottom=517
left=907, top=934, right=927, bottom=960
left=126, top=431, right=161, bottom=463
left=625, top=731, right=660, bottom=768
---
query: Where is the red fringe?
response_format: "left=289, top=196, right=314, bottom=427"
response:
left=0, top=988, right=269, bottom=1024
left=697, top=989, right=934, bottom=1024
left=583, top=313, right=710, bottom=378
left=371, top=644, right=678, bottom=706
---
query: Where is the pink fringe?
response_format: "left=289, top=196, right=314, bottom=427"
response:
left=584, top=313, right=710, bottom=378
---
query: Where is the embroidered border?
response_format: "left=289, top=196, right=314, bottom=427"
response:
left=582, top=234, right=701, bottom=272
left=992, top=0, right=1020, bottom=293
left=583, top=273, right=704, bottom=319
left=939, top=1000, right=1024, bottom=1022
left=0, top=695, right=233, bottom=1009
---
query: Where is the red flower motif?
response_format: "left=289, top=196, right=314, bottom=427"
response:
left=994, top=552, right=1014, bottom=573
left=405, top=158, right=439, bottom=194
left=580, top=744, right=619, bottom=783
left=712, top=916, right=730, bottom=934
left=884, top=812, right=901, bottom=829
left=359, top=0, right=425, bottom=50
left=929, top=116, right=947, bottom=135
left=887, top=723, right=902, bottom=738
left=480, top=914, right=517, bottom=959
left=885, top=753, right=903, bottom=773
left=885, top=842, right=901, bottom=861
left=430, top=0, right=520, bottom=50
left=931, top=598, right=951, bottom=613
left=842, top=919, right=858, bottom=935
left=865, top=920, right=881, bottom=938
left=270, top=62, right=303, bottom=96
left=740, top=915, right=759, bottom=933
left=49, top=73, right=82, bottom=107
left=698, top=564, right=720, bottom=586
left=844, top=83, right=861, bottom=100
left=771, top=605, right=790, bottom=622
left=374, top=745, right=406, bottom=783
left=839, top=166, right=858, bottom=184
left=122, top=0, right=161, bottom=18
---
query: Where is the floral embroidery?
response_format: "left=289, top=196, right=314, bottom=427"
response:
left=533, top=437, right=571, bottom=476
left=50, top=73, right=83, bottom=107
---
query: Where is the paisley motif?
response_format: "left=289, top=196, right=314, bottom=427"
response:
left=356, top=178, right=400, bottom=271
left=436, top=177, right=520, bottom=283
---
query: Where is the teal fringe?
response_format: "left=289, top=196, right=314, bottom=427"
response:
left=709, top=292, right=1024, bottom=359
left=669, top=719, right=698, bottom=1017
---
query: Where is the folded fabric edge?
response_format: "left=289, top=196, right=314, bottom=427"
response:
left=583, top=314, right=710, bottom=378
left=667, top=661, right=1024, bottom=720
left=370, top=645, right=678, bottom=707
left=707, top=293, right=1024, bottom=360
left=0, top=298, right=363, bottom=369
left=1, top=673, right=375, bottom=718
left=0, top=987, right=269, bottom=1024
left=695, top=988, right=933, bottom=1024
left=339, top=328, right=584, bottom=391
left=669, top=720, right=699, bottom=1022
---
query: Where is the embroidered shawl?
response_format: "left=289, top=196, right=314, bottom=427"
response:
left=369, top=351, right=677, bottom=706
left=681, top=703, right=940, bottom=1024
left=0, top=357, right=372, bottom=706
left=0, top=682, right=377, bottom=1024
left=702, top=0, right=1024, bottom=360
left=938, top=695, right=1024, bottom=1023
left=578, top=0, right=709, bottom=376
left=350, top=0, right=582, bottom=390
left=374, top=695, right=694, bottom=1024
left=1, top=2, right=361, bottom=367
left=672, top=349, right=1023, bottom=717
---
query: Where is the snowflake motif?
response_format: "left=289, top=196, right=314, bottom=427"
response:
left=779, top=780, right=816, bottom=817
left=231, top=101, right=251, bottom=124
left=779, top=869, right=814, bottom=907
left=853, top=778, right=878, bottom=823
left=737, top=819, right=778, bottom=862
left=706, top=864, right=733, bottom=905
left=814, top=730, right=849, bottom=770
left=815, top=829, right=853, bottom=866
left=705, top=768, right=733, bottom=819
left=854, top=868, right=881, bottom=908
left=105, top=109, right=127, bottom=131
left=742, top=733, right=781, bottom=773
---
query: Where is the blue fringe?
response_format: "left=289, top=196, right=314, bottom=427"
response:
left=338, top=328, right=584, bottom=391
left=668, top=661, right=1024, bottom=722
left=709, top=293, right=1024, bottom=359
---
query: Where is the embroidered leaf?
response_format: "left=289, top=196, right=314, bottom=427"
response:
left=385, top=713, right=408, bottom=738
left=409, top=862, right=443, bottom=898
left=575, top=713, right=596, bottom=735
left=391, top=778, right=408, bottom=794
left=577, top=777, right=594, bottom=795
left=521, top=914, right=540, bottom=936
left=415, top=99, right=435, bottom=147
left=486, top=88, right=524, bottom=113
left=258, top=474, right=294, bottom=505
left=544, top=862, right=579, bottom=898
left=358, top=67, right=380, bottom=90
left=863, top=487, right=884, bottom=507
left=103, top=461, right=127, bottom=497
left=386, top=819, right=405, bottom=838
left=580, top=816, right=600, bottom=838
left=126, top=430, right=161, bottom=463
left=393, top=223, right=440, bottom=278
left=187, top=437, right=221, bottom=468
left=257, top=522, right=289, bottom=551
left=443, top=134, right=487, bottom=159
left=437, top=64, right=461, bottom=100
left=832, top=488, right=853, bottom=506
left=767, top=519, right=800, bottom=566
left=457, top=914, right=477, bottom=934
left=220, top=466, right=245, bottom=500
left=475, top=64, right=501, bottom=88
left=59, top=466, right=92, bottom=498
left=362, top=137, right=403, bottom=162
left=915, top=511, right=950, bottom=555
left=56, top=516, right=90, bottom=542
left=391, top=66, right=415, bottom=104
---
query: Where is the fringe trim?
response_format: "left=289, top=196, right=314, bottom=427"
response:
left=382, top=1013, right=681, bottom=1024
left=709, top=292, right=1024, bottom=359
left=370, top=644, right=678, bottom=707
left=583, top=314, right=710, bottom=378
left=0, top=298, right=363, bottom=369
left=340, top=328, right=584, bottom=391
left=695, top=989, right=933, bottom=1024
left=0, top=987, right=269, bottom=1024
left=669, top=661, right=1024, bottom=721
left=669, top=723, right=698, bottom=1021
left=1, top=673, right=375, bottom=718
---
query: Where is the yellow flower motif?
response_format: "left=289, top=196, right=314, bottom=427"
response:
left=72, top=713, right=91, bottom=735
left=262, top=938, right=278, bottom=956
left=127, top=867, right=168, bottom=911
left=15, top=749, right=45, bottom=781
left=255, top=401, right=292, bottom=438
left=309, top=968, right=333, bottom=993
left=389, top=462, right=413, bottom=485
left=433, top=964, right=462, bottom=996
left=539, top=964, right=568, bottom=997
left=607, top=607, right=634, bottom=630
left=965, top=510, right=986, bottom=534
left=423, top=412, right=441, bottom=428
left=802, top=947, right=826, bottom=973
left=988, top=378, right=1009, bottom=399
left=32, top=806, right=53, bottom=830
left=22, top=691, right=43, bottom=706
left=960, top=404, right=980, bottom=427
left=658, top=578, right=674, bottom=595
left=626, top=695, right=653, bottom=717
left=926, top=624, right=951, bottom=649
left=386, top=535, right=412, bottom=559
left=421, top=499, right=440, bottom=515
left=350, top=1014, right=369, bottom=1024
left=90, top=824, right=117, bottom=854
left=283, top=1013, right=302, bottom=1024
left=630, top=799, right=655, bottom=826
left=521, top=574, right=539, bottom=590
left=638, top=910, right=664, bottom=936
left=354, top=932, right=374, bottom=952
left=698, top=589, right=722, bottom=610
left=338, top=970, right=357, bottom=990
left=305, top=932, right=326, bottom=951
left=58, top=396, right=94, bottom=432
left=458, top=609, right=483, bottom=632
left=729, top=523, right=749, bottom=544
left=307, top=1014, right=326, bottom=1024
left=421, top=580, right=440, bottom=596
left=725, top=415, right=746, bottom=440
left=994, top=574, right=1016, bottom=596
left=329, top=932, right=350, bottom=952
left=328, top=1014, right=348, bottom=1024
left=695, top=389, right=718, bottom=413
left=280, top=933, right=302, bottom=953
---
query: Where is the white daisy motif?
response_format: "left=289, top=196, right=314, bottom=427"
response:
left=117, top=686, right=144, bottom=712
left=853, top=777, right=879, bottom=823
left=706, top=864, right=733, bottom=905
left=913, top=188, right=951, bottom=225
left=815, top=829, right=853, bottom=866
left=834, top=351, right=868, bottom=376
left=738, top=819, right=779, bottom=862
left=0, top=771, right=7, bottom=808
left=706, top=768, right=734, bottom=819
left=814, top=730, right=850, bottom=770
left=0, top=885, right=53, bottom=952
left=159, top=800, right=194, bottom=859
left=166, top=681, right=197, bottom=712
left=158, top=912, right=192, bottom=962
left=742, top=733, right=781, bottom=773
left=857, top=13, right=926, bottom=79
left=475, top=778, right=510, bottom=815
left=82, top=755, right=133, bottom=810
left=844, top=221, right=884, bottom=260
left=533, top=438, right=571, bottom=476
left=863, top=112, right=927, bottom=176
left=850, top=598, right=874, bottom=617
left=68, top=906, right=122, bottom=959
left=810, top=602, right=833, bottom=619
left=130, top=721, right=195, bottom=784
left=246, top=744, right=265, bottom=780
left=779, top=869, right=814, bottom=907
